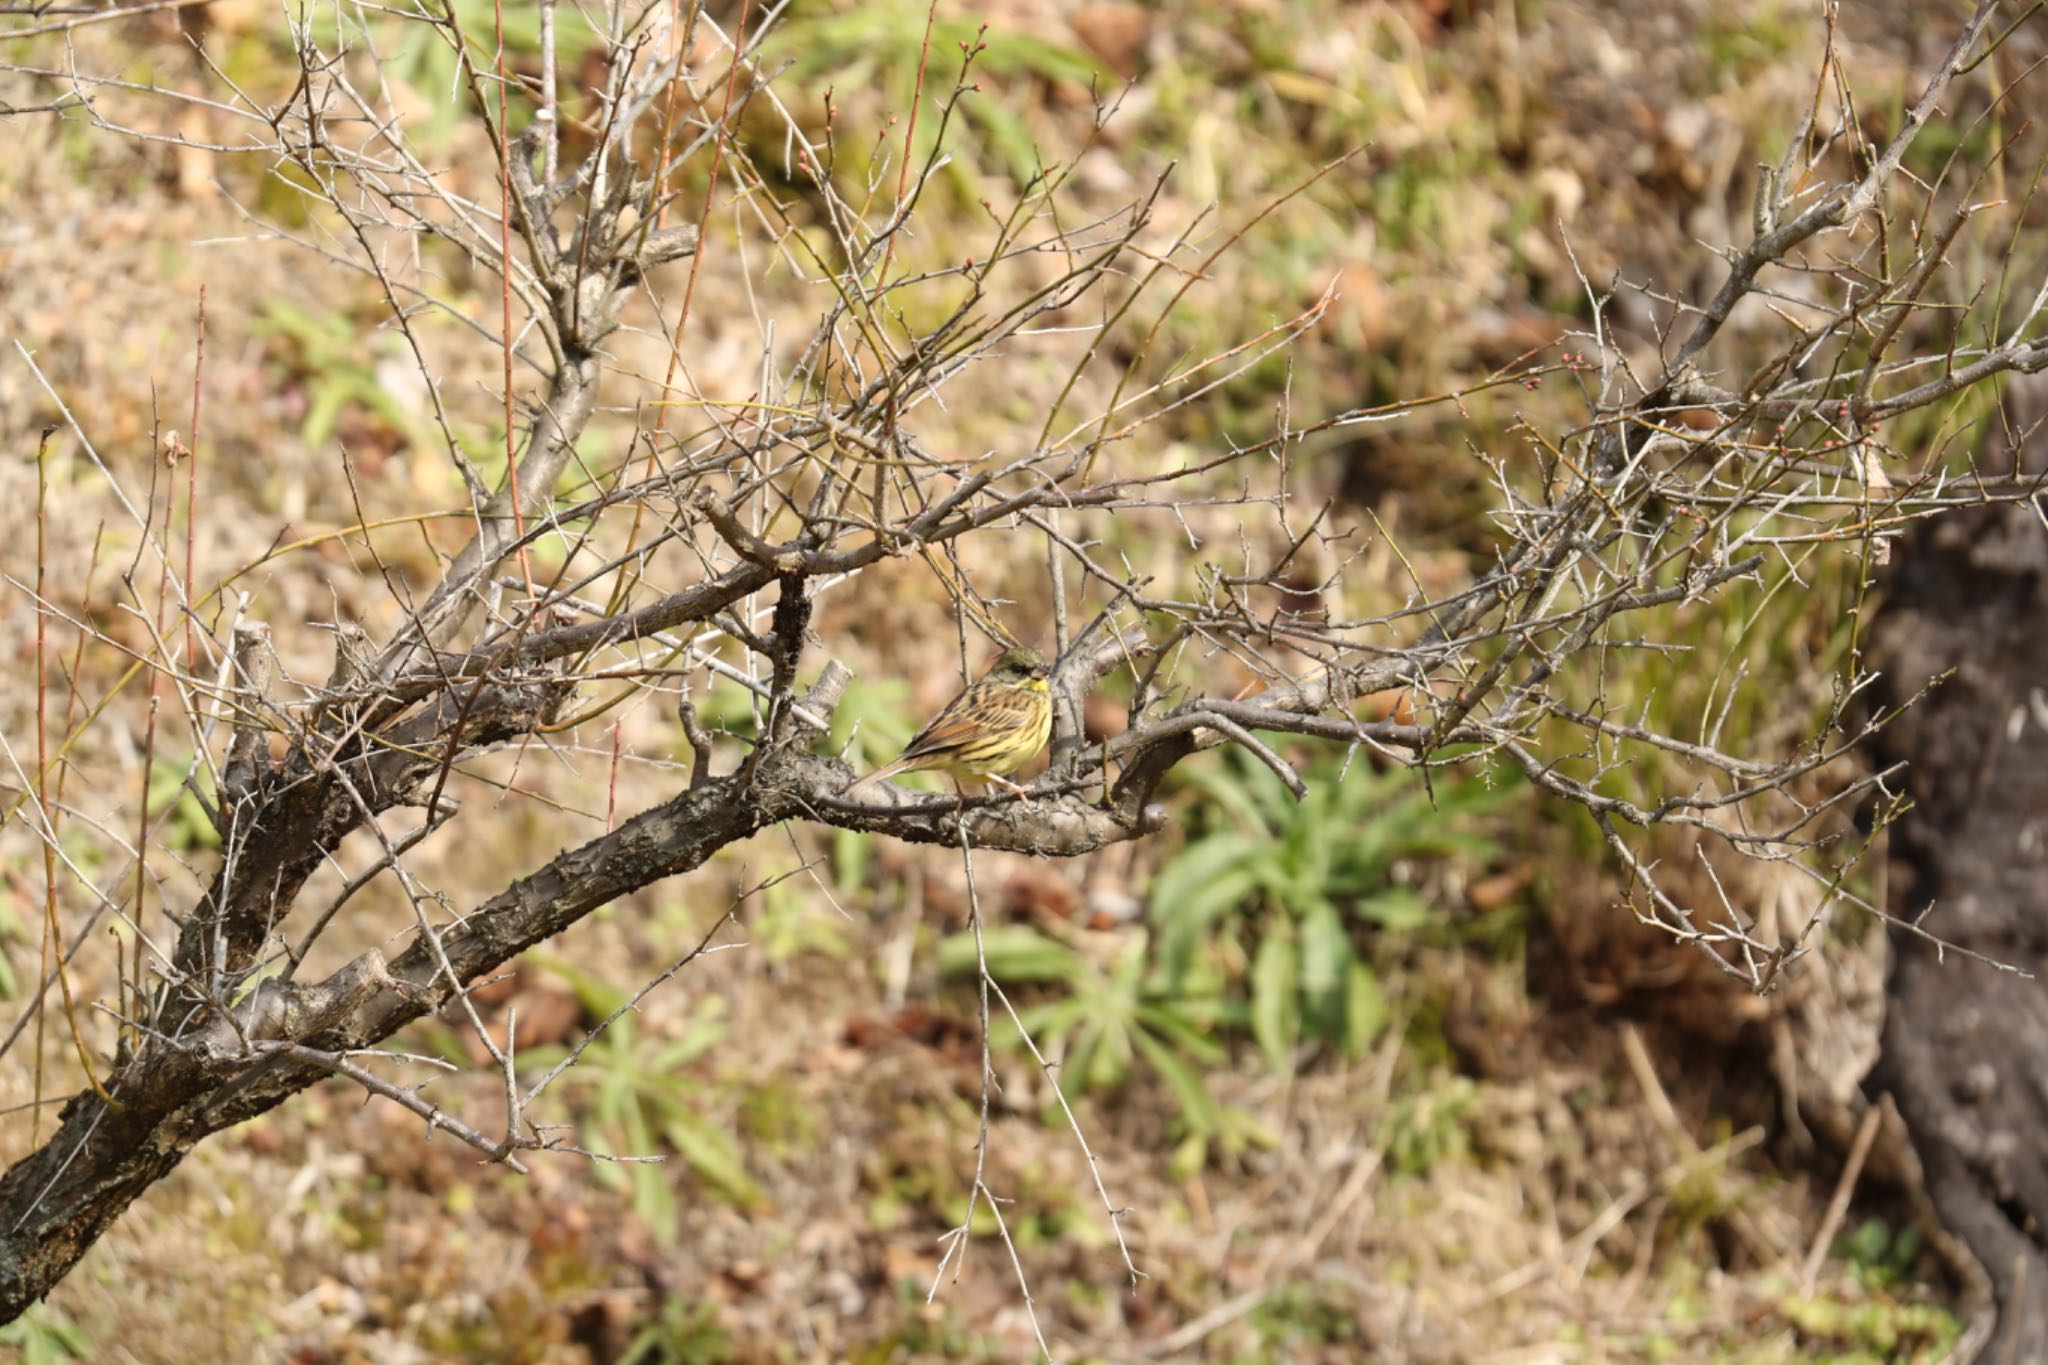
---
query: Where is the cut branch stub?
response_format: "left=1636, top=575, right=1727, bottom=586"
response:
left=220, top=621, right=279, bottom=807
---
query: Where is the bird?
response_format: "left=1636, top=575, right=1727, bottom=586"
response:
left=846, top=646, right=1053, bottom=801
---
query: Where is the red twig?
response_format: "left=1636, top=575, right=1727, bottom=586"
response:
left=184, top=286, right=204, bottom=673
left=31, top=425, right=53, bottom=1146
left=876, top=0, right=940, bottom=290
left=662, top=0, right=753, bottom=379
left=31, top=426, right=115, bottom=1117
left=605, top=722, right=624, bottom=833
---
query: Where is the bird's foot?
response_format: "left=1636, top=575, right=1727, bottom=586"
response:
left=990, top=776, right=1036, bottom=809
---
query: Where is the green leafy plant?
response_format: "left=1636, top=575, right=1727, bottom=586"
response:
left=1379, top=1074, right=1478, bottom=1177
left=145, top=751, right=220, bottom=853
left=1249, top=1281, right=1360, bottom=1351
left=519, top=952, right=763, bottom=1240
left=825, top=675, right=917, bottom=895
left=621, top=1299, right=736, bottom=1365
left=0, top=1304, right=88, bottom=1365
left=254, top=300, right=430, bottom=457
left=296, top=3, right=606, bottom=147
left=750, top=873, right=851, bottom=964
left=770, top=0, right=1101, bottom=191
left=1153, top=747, right=1512, bottom=1068
left=0, top=884, right=26, bottom=1001
left=1835, top=1217, right=1927, bottom=1293
left=939, top=925, right=1271, bottom=1175
left=855, top=1287, right=1005, bottom=1361
left=830, top=674, right=919, bottom=776
left=1775, top=1292, right=1961, bottom=1360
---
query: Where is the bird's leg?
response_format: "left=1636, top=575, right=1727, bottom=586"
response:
left=989, top=775, right=1036, bottom=809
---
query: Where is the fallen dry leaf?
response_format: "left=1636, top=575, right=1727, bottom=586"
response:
left=1072, top=3, right=1151, bottom=77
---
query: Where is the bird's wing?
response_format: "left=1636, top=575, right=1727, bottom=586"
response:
left=904, top=684, right=1038, bottom=760
left=896, top=694, right=989, bottom=762
left=845, top=691, right=981, bottom=792
left=970, top=684, right=1046, bottom=733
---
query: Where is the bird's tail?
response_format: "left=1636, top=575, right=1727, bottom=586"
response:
left=844, top=758, right=914, bottom=795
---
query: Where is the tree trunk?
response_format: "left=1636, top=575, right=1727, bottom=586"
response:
left=1870, top=374, right=2048, bottom=1360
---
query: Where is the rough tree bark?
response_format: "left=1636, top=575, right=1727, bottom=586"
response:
left=1870, top=373, right=2048, bottom=1361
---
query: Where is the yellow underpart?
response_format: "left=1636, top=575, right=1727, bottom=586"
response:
left=923, top=678, right=1051, bottom=780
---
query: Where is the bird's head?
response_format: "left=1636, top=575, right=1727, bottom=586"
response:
left=987, top=646, right=1050, bottom=687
